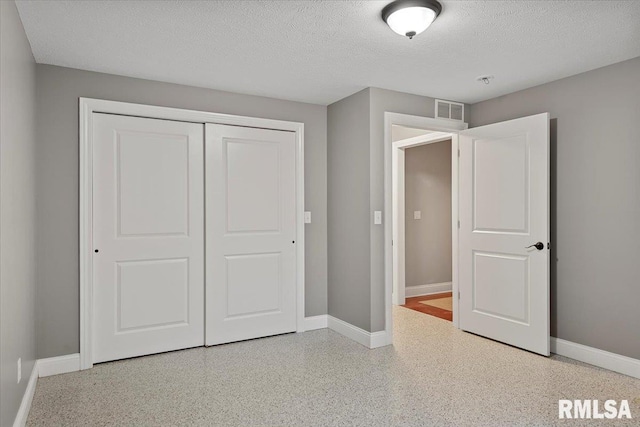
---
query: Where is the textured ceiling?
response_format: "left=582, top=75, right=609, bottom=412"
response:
left=15, top=1, right=640, bottom=105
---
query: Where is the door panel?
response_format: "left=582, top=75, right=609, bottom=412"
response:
left=226, top=140, right=281, bottom=232
left=206, top=124, right=297, bottom=346
left=473, top=252, right=529, bottom=324
left=473, top=135, right=528, bottom=233
left=459, top=113, right=549, bottom=356
left=93, top=114, right=204, bottom=363
left=116, top=258, right=189, bottom=331
left=117, top=131, right=190, bottom=236
left=226, top=253, right=281, bottom=317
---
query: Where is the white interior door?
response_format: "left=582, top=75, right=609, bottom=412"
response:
left=206, top=124, right=297, bottom=346
left=93, top=114, right=204, bottom=363
left=459, top=113, right=550, bottom=355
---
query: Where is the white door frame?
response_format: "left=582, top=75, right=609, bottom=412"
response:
left=79, top=98, right=305, bottom=370
left=393, top=131, right=456, bottom=306
left=384, top=112, right=468, bottom=344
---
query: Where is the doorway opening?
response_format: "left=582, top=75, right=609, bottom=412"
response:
left=392, top=125, right=457, bottom=324
left=394, top=127, right=454, bottom=321
left=383, top=112, right=467, bottom=345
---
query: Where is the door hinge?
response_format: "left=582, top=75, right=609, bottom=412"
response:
left=458, top=149, right=460, bottom=157
left=457, top=220, right=460, bottom=229
left=458, top=291, right=460, bottom=300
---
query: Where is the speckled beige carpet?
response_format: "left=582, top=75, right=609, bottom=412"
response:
left=27, top=307, right=640, bottom=426
left=419, top=296, right=453, bottom=311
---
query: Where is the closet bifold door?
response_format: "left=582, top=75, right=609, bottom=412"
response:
left=205, top=123, right=297, bottom=346
left=92, top=114, right=205, bottom=363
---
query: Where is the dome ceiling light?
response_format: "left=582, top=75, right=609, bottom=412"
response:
left=382, top=0, right=442, bottom=39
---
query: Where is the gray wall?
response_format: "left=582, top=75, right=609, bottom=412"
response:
left=0, top=1, right=38, bottom=425
left=327, top=89, right=371, bottom=331
left=470, top=57, right=640, bottom=359
left=404, top=141, right=452, bottom=288
left=327, top=88, right=465, bottom=332
left=35, top=65, right=328, bottom=358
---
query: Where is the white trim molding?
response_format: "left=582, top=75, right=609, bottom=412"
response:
left=303, top=315, right=328, bottom=331
left=327, top=316, right=391, bottom=349
left=405, top=282, right=453, bottom=298
left=79, top=98, right=305, bottom=369
left=12, top=364, right=38, bottom=427
left=304, top=315, right=390, bottom=348
left=12, top=354, right=82, bottom=426
left=551, top=338, right=640, bottom=379
left=37, top=354, right=81, bottom=378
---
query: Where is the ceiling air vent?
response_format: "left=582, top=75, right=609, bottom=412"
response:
left=435, top=99, right=464, bottom=122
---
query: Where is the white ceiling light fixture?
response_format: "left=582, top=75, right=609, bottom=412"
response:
left=382, top=0, right=442, bottom=39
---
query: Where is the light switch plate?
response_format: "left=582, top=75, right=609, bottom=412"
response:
left=414, top=211, right=421, bottom=220
left=304, top=211, right=311, bottom=224
left=374, top=211, right=382, bottom=225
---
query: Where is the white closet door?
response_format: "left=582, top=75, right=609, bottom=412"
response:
left=206, top=124, right=297, bottom=346
left=93, top=114, right=204, bottom=363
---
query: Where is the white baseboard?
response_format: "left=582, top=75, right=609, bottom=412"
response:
left=13, top=353, right=82, bottom=426
left=37, top=353, right=80, bottom=378
left=327, top=316, right=391, bottom=349
left=551, top=338, right=640, bottom=379
left=303, top=315, right=328, bottom=331
left=13, top=363, right=38, bottom=427
left=369, top=330, right=392, bottom=349
left=405, top=282, right=452, bottom=298
left=304, top=315, right=391, bottom=348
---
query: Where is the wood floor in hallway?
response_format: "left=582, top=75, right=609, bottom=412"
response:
left=402, top=292, right=453, bottom=321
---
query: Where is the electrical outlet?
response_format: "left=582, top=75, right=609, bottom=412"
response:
left=304, top=211, right=311, bottom=224
left=17, top=358, right=21, bottom=383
